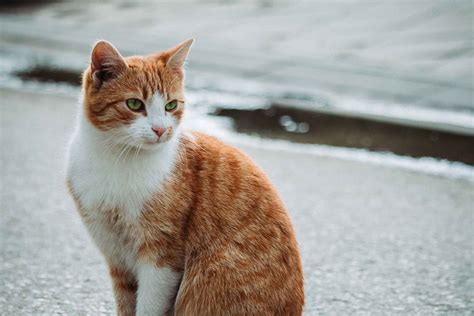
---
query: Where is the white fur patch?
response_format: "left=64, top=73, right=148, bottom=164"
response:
left=68, top=117, right=179, bottom=217
left=136, top=263, right=182, bottom=316
left=67, top=111, right=180, bottom=269
left=67, top=94, right=184, bottom=311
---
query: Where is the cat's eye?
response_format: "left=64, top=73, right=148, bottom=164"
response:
left=126, top=98, right=144, bottom=111
left=165, top=100, right=178, bottom=112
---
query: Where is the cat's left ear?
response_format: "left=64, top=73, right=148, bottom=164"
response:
left=165, top=38, right=194, bottom=68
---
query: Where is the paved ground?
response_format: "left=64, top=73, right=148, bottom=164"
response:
left=1, top=1, right=473, bottom=314
left=0, top=0, right=473, bottom=131
left=1, top=88, right=473, bottom=315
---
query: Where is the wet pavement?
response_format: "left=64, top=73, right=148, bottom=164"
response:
left=213, top=105, right=474, bottom=164
left=1, top=88, right=473, bottom=315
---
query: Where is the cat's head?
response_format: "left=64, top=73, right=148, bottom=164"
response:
left=82, top=39, right=193, bottom=150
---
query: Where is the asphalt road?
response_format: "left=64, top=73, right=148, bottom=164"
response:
left=1, top=88, right=473, bottom=315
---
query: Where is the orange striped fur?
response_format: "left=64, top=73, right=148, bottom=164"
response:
left=67, top=39, right=304, bottom=315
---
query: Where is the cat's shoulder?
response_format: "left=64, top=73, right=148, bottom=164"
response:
left=181, top=131, right=251, bottom=161
left=178, top=130, right=267, bottom=183
left=182, top=130, right=226, bottom=148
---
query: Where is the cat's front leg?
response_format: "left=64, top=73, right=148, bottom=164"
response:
left=136, top=262, right=182, bottom=316
left=109, top=265, right=138, bottom=316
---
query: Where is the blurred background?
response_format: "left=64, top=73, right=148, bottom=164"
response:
left=1, top=0, right=473, bottom=315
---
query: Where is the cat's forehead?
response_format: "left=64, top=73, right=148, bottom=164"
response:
left=126, top=55, right=159, bottom=68
left=122, top=55, right=182, bottom=97
left=125, top=56, right=161, bottom=82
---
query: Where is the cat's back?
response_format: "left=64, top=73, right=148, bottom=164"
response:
left=180, top=131, right=288, bottom=220
left=181, top=131, right=297, bottom=242
left=181, top=131, right=277, bottom=195
left=175, top=131, right=305, bottom=315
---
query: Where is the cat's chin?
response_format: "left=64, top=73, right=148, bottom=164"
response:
left=140, top=140, right=169, bottom=151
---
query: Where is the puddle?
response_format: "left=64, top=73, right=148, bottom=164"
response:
left=213, top=105, right=474, bottom=165
left=14, top=66, right=81, bottom=86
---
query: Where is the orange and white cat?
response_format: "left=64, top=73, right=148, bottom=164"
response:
left=66, top=39, right=304, bottom=316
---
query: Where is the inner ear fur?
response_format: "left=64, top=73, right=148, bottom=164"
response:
left=90, top=40, right=127, bottom=88
left=165, top=38, right=194, bottom=69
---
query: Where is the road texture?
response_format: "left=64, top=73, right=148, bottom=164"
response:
left=1, top=88, right=473, bottom=314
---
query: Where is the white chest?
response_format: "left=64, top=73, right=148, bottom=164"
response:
left=66, top=128, right=179, bottom=268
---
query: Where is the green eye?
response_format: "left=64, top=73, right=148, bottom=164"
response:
left=165, top=100, right=178, bottom=111
left=126, top=98, right=144, bottom=111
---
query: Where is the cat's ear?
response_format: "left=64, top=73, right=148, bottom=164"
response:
left=90, top=40, right=126, bottom=87
left=165, top=38, right=194, bottom=68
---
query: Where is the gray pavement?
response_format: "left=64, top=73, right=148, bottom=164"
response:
left=1, top=88, right=473, bottom=314
left=0, top=0, right=473, bottom=131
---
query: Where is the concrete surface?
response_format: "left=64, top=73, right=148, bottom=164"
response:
left=0, top=0, right=473, bottom=131
left=1, top=88, right=473, bottom=314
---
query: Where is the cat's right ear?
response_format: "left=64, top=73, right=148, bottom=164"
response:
left=90, top=40, right=126, bottom=88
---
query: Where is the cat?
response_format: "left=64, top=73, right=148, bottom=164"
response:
left=66, top=39, right=304, bottom=316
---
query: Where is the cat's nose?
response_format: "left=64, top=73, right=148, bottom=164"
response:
left=152, top=127, right=166, bottom=137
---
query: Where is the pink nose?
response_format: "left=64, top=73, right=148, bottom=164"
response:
left=152, top=127, right=166, bottom=137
